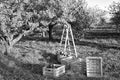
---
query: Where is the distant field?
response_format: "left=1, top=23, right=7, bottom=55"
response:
left=84, top=28, right=120, bottom=39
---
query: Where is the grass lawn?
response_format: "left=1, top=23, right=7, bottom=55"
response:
left=0, top=38, right=120, bottom=80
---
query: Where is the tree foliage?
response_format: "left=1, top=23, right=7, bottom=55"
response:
left=109, top=1, right=120, bottom=30
left=57, top=0, right=92, bottom=38
left=0, top=0, right=100, bottom=54
left=88, top=7, right=106, bottom=26
left=0, top=0, right=63, bottom=54
left=0, top=0, right=40, bottom=54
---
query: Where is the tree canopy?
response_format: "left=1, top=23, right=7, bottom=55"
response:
left=0, top=0, right=98, bottom=54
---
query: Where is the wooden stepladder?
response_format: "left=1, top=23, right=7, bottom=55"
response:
left=60, top=24, right=77, bottom=58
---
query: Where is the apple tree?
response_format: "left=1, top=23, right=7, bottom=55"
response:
left=0, top=0, right=39, bottom=55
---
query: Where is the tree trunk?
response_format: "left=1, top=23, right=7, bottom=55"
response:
left=48, top=24, right=54, bottom=41
left=116, top=25, right=120, bottom=32
left=4, top=44, right=13, bottom=55
left=42, top=31, right=46, bottom=37
left=4, top=45, right=13, bottom=55
left=3, top=34, right=23, bottom=55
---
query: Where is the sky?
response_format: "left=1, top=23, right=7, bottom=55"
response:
left=86, top=0, right=119, bottom=11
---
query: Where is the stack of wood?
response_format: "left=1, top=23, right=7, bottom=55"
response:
left=60, top=57, right=86, bottom=75
left=70, top=58, right=86, bottom=75
left=60, top=56, right=74, bottom=69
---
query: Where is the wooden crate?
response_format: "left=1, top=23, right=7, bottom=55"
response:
left=43, top=64, right=65, bottom=77
left=70, top=58, right=86, bottom=75
left=60, top=56, right=74, bottom=69
left=86, top=57, right=103, bottom=77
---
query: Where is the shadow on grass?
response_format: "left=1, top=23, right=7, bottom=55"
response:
left=75, top=39, right=120, bottom=51
left=21, top=36, right=61, bottom=43
left=0, top=53, right=44, bottom=80
left=20, top=35, right=120, bottom=51
left=21, top=51, right=60, bottom=75
left=21, top=63, right=44, bottom=75
left=41, top=51, right=60, bottom=64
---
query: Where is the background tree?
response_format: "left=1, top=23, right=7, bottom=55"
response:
left=87, top=7, right=107, bottom=27
left=109, top=1, right=120, bottom=31
left=57, top=0, right=92, bottom=39
left=97, top=17, right=106, bottom=26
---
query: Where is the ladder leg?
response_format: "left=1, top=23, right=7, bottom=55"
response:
left=64, top=28, right=69, bottom=54
left=69, top=26, right=77, bottom=57
left=67, top=35, right=71, bottom=55
left=60, top=27, right=65, bottom=47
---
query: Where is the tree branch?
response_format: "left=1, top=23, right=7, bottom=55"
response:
left=10, top=34, right=23, bottom=46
